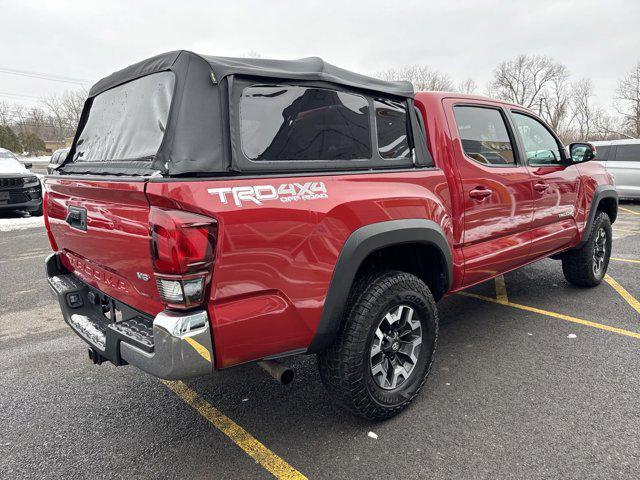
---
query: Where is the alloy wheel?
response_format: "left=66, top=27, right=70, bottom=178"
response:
left=369, top=305, right=422, bottom=390
left=593, top=226, right=608, bottom=276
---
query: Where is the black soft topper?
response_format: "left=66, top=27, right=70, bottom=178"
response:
left=62, top=50, right=415, bottom=176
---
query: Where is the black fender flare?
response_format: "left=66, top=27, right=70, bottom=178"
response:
left=307, top=219, right=452, bottom=353
left=574, top=184, right=618, bottom=249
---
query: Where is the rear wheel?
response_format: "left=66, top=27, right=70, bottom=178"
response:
left=318, top=271, right=438, bottom=420
left=562, top=211, right=612, bottom=287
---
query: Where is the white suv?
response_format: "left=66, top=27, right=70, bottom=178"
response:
left=591, top=139, right=640, bottom=200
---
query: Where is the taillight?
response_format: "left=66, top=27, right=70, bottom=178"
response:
left=149, top=207, right=218, bottom=310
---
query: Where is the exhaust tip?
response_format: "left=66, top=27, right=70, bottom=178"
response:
left=258, top=360, right=294, bottom=385
left=280, top=368, right=295, bottom=385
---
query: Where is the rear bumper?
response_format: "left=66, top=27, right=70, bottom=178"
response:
left=45, top=253, right=214, bottom=379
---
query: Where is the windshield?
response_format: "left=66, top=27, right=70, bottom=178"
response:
left=73, top=71, right=175, bottom=163
left=0, top=150, right=18, bottom=160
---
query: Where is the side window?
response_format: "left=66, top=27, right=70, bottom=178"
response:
left=512, top=112, right=562, bottom=165
left=453, top=106, right=516, bottom=166
left=240, top=85, right=371, bottom=161
left=58, top=150, right=68, bottom=164
left=375, top=98, right=411, bottom=159
left=594, top=145, right=610, bottom=161
left=614, top=144, right=640, bottom=162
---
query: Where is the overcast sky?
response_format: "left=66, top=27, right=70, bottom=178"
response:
left=1, top=0, right=639, bottom=111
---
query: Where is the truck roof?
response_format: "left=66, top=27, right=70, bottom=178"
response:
left=90, top=50, right=414, bottom=99
left=415, top=91, right=532, bottom=111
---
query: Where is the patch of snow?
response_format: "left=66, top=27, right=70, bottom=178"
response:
left=0, top=214, right=44, bottom=232
left=367, top=431, right=378, bottom=440
left=0, top=159, right=29, bottom=174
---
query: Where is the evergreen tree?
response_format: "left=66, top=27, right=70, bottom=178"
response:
left=0, top=125, right=21, bottom=152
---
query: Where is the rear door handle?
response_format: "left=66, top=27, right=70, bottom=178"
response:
left=469, top=187, right=493, bottom=199
left=533, top=182, right=549, bottom=192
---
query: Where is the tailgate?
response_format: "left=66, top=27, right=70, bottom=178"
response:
left=45, top=177, right=162, bottom=315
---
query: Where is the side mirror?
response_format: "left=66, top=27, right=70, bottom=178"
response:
left=569, top=142, right=596, bottom=163
left=21, top=161, right=33, bottom=169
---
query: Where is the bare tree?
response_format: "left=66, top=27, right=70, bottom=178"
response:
left=457, top=78, right=479, bottom=94
left=490, top=55, right=568, bottom=110
left=40, top=89, right=87, bottom=141
left=23, top=106, right=48, bottom=134
left=378, top=65, right=455, bottom=92
left=614, top=61, right=640, bottom=138
left=568, top=79, right=597, bottom=140
left=40, top=94, right=68, bottom=142
left=593, top=112, right=635, bottom=140
left=0, top=101, right=12, bottom=126
left=61, top=89, right=86, bottom=130
left=540, top=71, right=571, bottom=131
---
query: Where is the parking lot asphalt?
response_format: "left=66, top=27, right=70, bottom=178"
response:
left=1, top=204, right=639, bottom=479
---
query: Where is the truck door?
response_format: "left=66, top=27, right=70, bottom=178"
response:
left=444, top=100, right=535, bottom=286
left=509, top=110, right=580, bottom=257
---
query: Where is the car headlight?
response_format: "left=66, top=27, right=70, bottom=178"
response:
left=23, top=176, right=39, bottom=185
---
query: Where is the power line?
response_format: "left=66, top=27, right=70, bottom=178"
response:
left=0, top=66, right=91, bottom=86
left=0, top=91, right=41, bottom=100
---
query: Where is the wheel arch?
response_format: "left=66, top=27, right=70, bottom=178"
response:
left=307, top=219, right=452, bottom=353
left=575, top=185, right=618, bottom=249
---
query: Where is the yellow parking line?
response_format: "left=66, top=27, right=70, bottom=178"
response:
left=184, top=337, right=212, bottom=363
left=163, top=380, right=308, bottom=480
left=494, top=275, right=508, bottom=303
left=604, top=274, right=640, bottom=316
left=619, top=206, right=640, bottom=216
left=458, top=291, right=640, bottom=340
left=611, top=257, right=640, bottom=265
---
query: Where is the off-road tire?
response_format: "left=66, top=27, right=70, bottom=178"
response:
left=318, top=270, right=438, bottom=420
left=562, top=211, right=612, bottom=287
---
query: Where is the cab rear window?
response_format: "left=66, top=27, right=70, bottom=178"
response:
left=72, top=72, right=174, bottom=163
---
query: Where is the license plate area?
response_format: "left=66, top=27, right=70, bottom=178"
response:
left=0, top=191, right=10, bottom=201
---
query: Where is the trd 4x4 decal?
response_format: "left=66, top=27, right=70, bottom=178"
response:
left=208, top=182, right=328, bottom=207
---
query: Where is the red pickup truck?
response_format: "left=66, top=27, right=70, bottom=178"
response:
left=44, top=51, right=617, bottom=420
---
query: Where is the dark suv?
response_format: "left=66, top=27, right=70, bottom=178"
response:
left=0, top=148, right=42, bottom=216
